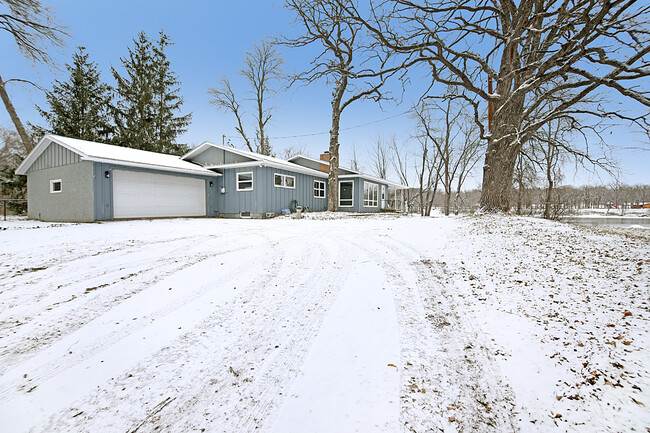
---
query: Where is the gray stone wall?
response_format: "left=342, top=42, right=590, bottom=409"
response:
left=27, top=161, right=95, bottom=222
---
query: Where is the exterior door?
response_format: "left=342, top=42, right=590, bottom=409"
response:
left=339, top=181, right=354, bottom=208
left=381, top=185, right=386, bottom=208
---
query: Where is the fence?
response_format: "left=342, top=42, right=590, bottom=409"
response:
left=1, top=199, right=27, bottom=221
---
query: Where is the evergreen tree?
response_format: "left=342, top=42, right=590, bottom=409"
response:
left=36, top=46, right=113, bottom=142
left=151, top=31, right=192, bottom=155
left=112, top=31, right=191, bottom=155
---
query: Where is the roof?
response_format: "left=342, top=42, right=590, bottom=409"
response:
left=287, top=154, right=405, bottom=188
left=287, top=154, right=360, bottom=175
left=16, top=135, right=221, bottom=177
left=339, top=173, right=407, bottom=189
left=183, top=142, right=329, bottom=178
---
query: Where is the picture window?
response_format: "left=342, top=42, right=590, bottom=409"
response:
left=364, top=182, right=378, bottom=207
left=274, top=173, right=295, bottom=189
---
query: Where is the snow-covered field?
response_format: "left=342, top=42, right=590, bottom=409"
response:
left=0, top=214, right=648, bottom=432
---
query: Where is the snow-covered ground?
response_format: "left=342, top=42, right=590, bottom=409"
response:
left=0, top=214, right=647, bottom=432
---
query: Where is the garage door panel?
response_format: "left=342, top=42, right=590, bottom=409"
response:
left=113, top=170, right=206, bottom=219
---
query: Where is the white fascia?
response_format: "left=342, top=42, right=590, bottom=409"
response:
left=84, top=157, right=222, bottom=177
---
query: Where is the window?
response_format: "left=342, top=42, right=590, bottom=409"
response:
left=237, top=172, right=253, bottom=191
left=339, top=181, right=354, bottom=207
left=314, top=180, right=326, bottom=198
left=364, top=182, right=378, bottom=207
left=50, top=179, right=62, bottom=194
left=274, top=173, right=295, bottom=189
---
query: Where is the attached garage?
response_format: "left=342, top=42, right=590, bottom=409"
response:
left=16, top=135, right=221, bottom=222
left=113, top=170, right=206, bottom=219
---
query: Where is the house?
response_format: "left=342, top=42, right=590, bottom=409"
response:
left=16, top=135, right=407, bottom=222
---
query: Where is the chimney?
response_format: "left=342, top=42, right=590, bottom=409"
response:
left=319, top=151, right=330, bottom=172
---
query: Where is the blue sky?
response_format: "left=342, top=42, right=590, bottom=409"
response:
left=1, top=0, right=648, bottom=187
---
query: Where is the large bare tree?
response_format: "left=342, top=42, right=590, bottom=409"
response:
left=208, top=40, right=283, bottom=155
left=283, top=0, right=409, bottom=211
left=1, top=0, right=67, bottom=152
left=340, top=0, right=650, bottom=212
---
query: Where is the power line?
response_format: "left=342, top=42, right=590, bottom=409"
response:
left=224, top=110, right=410, bottom=141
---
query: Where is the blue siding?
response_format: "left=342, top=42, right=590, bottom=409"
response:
left=92, top=162, right=219, bottom=221
left=338, top=177, right=388, bottom=213
left=217, top=166, right=328, bottom=217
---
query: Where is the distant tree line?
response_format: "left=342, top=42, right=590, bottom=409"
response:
left=405, top=184, right=650, bottom=218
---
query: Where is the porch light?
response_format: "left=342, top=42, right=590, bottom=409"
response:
left=104, top=170, right=110, bottom=178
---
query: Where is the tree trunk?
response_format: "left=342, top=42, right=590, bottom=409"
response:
left=327, top=115, right=340, bottom=212
left=444, top=190, right=451, bottom=216
left=544, top=173, right=553, bottom=219
left=480, top=138, right=520, bottom=212
left=0, top=75, right=33, bottom=153
left=327, top=77, right=347, bottom=212
left=480, top=41, right=526, bottom=212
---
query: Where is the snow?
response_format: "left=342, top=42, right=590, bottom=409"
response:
left=18, top=135, right=219, bottom=176
left=0, top=214, right=648, bottom=432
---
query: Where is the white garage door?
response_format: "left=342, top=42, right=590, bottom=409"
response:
left=113, top=170, right=206, bottom=219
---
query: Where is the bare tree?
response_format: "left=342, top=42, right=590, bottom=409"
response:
left=413, top=97, right=484, bottom=216
left=283, top=0, right=410, bottom=211
left=1, top=0, right=67, bottom=152
left=412, top=133, right=441, bottom=216
left=208, top=40, right=283, bottom=155
left=340, top=0, right=650, bottom=212
left=370, top=135, right=389, bottom=179
left=349, top=143, right=361, bottom=171
left=390, top=136, right=413, bottom=211
left=280, top=144, right=307, bottom=160
left=530, top=119, right=571, bottom=219
left=513, top=150, right=538, bottom=215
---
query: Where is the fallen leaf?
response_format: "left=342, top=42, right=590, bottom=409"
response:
left=387, top=363, right=398, bottom=370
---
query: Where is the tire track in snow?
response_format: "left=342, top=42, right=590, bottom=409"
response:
left=40, top=228, right=353, bottom=433
left=0, top=230, right=262, bottom=375
left=147, top=233, right=352, bottom=433
left=354, top=233, right=518, bottom=432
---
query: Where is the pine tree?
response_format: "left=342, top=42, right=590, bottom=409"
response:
left=151, top=31, right=192, bottom=155
left=36, top=46, right=113, bottom=142
left=112, top=31, right=191, bottom=155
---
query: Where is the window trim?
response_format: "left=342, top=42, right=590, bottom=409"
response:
left=50, top=179, right=62, bottom=194
left=339, top=180, right=354, bottom=208
left=314, top=180, right=326, bottom=198
left=236, top=171, right=254, bottom=191
left=274, top=173, right=296, bottom=189
left=364, top=182, right=379, bottom=207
